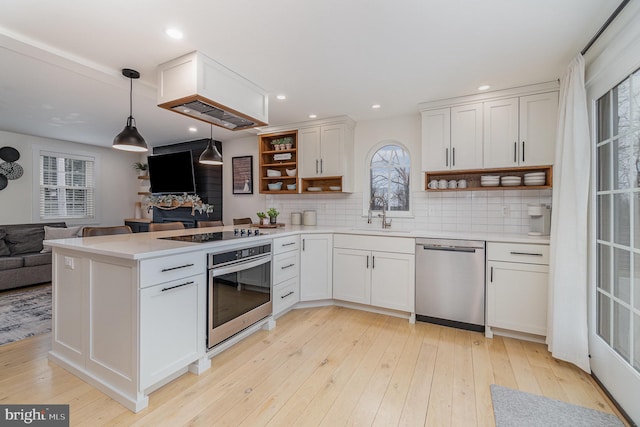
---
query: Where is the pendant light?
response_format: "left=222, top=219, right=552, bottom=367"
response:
left=199, top=125, right=223, bottom=165
left=113, top=68, right=148, bottom=152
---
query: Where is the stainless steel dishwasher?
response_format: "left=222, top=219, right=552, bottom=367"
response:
left=415, top=238, right=485, bottom=332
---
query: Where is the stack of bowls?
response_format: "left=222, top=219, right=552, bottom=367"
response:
left=266, top=169, right=281, bottom=177
left=501, top=175, right=522, bottom=186
left=480, top=175, right=500, bottom=187
left=524, top=172, right=546, bottom=186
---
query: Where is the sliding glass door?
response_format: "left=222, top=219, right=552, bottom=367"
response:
left=591, top=66, right=640, bottom=423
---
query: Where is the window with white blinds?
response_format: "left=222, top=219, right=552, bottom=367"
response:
left=39, top=152, right=95, bottom=220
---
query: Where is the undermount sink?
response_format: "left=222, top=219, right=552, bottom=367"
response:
left=349, top=228, right=411, bottom=233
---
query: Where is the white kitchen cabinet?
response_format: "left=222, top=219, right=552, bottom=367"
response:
left=49, top=248, right=209, bottom=412
left=272, top=236, right=300, bottom=316
left=140, top=274, right=205, bottom=389
left=332, top=234, right=415, bottom=316
left=300, top=234, right=333, bottom=301
left=483, top=92, right=558, bottom=168
left=299, top=122, right=354, bottom=182
left=486, top=242, right=549, bottom=338
left=421, top=104, right=483, bottom=171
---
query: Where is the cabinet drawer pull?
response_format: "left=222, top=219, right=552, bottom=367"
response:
left=316, top=159, right=319, bottom=174
left=490, top=266, right=493, bottom=282
left=509, top=251, right=543, bottom=256
left=281, top=291, right=295, bottom=299
left=281, top=242, right=295, bottom=247
left=372, top=255, right=375, bottom=269
left=161, top=263, right=194, bottom=272
left=445, top=148, right=449, bottom=167
left=281, top=263, right=295, bottom=270
left=320, top=159, right=323, bottom=174
left=161, top=281, right=194, bottom=292
left=452, top=147, right=455, bottom=166
left=302, top=239, right=305, bottom=251
left=514, top=142, right=517, bottom=163
left=366, top=255, right=369, bottom=269
left=522, top=141, right=525, bottom=162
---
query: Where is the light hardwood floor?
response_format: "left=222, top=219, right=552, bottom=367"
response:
left=0, top=306, right=629, bottom=426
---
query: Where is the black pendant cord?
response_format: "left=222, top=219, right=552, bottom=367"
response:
left=129, top=77, right=134, bottom=121
left=581, top=0, right=631, bottom=56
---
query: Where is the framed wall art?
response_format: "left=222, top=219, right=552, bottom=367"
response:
left=232, top=156, right=253, bottom=194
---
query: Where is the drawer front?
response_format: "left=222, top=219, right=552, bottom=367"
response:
left=273, top=235, right=300, bottom=255
left=487, top=242, right=549, bottom=265
left=333, top=234, right=414, bottom=254
left=273, top=251, right=299, bottom=284
left=273, top=277, right=300, bottom=315
left=140, top=251, right=206, bottom=288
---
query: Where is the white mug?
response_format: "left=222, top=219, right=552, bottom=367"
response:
left=428, top=180, right=439, bottom=189
left=438, top=179, right=448, bottom=189
left=457, top=179, right=467, bottom=188
left=448, top=179, right=457, bottom=189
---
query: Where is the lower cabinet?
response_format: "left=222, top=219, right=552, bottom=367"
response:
left=486, top=242, right=549, bottom=337
left=140, top=274, right=205, bottom=389
left=300, top=234, right=333, bottom=301
left=272, top=236, right=300, bottom=316
left=332, top=234, right=415, bottom=314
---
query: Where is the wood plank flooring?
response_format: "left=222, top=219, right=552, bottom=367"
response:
left=0, top=306, right=629, bottom=426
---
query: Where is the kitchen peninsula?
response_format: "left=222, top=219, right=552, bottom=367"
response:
left=45, top=225, right=549, bottom=412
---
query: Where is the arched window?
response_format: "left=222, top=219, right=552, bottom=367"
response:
left=368, top=144, right=410, bottom=213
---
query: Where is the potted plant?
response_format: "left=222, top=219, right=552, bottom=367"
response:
left=133, top=162, right=148, bottom=176
left=283, top=136, right=293, bottom=150
left=256, top=211, right=269, bottom=225
left=267, top=207, right=279, bottom=225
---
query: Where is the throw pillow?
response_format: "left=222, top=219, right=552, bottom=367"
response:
left=0, top=230, right=10, bottom=257
left=5, top=227, right=45, bottom=255
left=40, top=225, right=83, bottom=253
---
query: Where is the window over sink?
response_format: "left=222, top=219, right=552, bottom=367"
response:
left=367, top=142, right=411, bottom=216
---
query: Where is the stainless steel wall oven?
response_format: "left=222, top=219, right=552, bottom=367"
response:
left=207, top=242, right=272, bottom=348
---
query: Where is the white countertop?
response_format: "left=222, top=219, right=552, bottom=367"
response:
left=45, top=224, right=550, bottom=260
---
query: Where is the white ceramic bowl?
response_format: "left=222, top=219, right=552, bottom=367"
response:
left=268, top=182, right=283, bottom=190
left=266, top=169, right=281, bottom=177
left=329, top=186, right=341, bottom=191
left=307, top=186, right=322, bottom=192
left=287, top=183, right=296, bottom=190
left=285, top=168, right=296, bottom=176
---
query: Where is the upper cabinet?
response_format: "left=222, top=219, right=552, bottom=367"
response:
left=483, top=92, right=558, bottom=168
left=420, top=82, right=560, bottom=173
left=259, top=116, right=355, bottom=193
left=421, top=104, right=483, bottom=171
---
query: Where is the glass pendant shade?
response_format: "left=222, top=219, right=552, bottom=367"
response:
left=199, top=139, right=223, bottom=165
left=113, top=69, right=148, bottom=152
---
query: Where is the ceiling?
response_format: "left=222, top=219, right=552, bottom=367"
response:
left=0, top=0, right=621, bottom=149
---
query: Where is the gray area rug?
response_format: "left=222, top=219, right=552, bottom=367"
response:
left=491, top=384, right=624, bottom=427
left=0, top=285, right=52, bottom=345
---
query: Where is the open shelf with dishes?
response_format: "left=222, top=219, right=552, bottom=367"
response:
left=300, top=176, right=344, bottom=193
left=424, top=165, right=552, bottom=191
left=259, top=130, right=298, bottom=194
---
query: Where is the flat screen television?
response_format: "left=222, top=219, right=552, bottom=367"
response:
left=148, top=150, right=197, bottom=194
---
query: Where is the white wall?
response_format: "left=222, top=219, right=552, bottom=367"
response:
left=221, top=135, right=266, bottom=226
left=0, top=130, right=139, bottom=226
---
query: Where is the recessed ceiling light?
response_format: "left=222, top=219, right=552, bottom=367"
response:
left=165, top=28, right=184, bottom=39
left=276, top=94, right=286, bottom=100
left=478, top=85, right=491, bottom=91
left=188, top=127, right=197, bottom=132
left=371, top=104, right=381, bottom=109
left=308, top=114, right=317, bottom=119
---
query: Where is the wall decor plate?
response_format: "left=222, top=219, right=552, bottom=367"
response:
left=0, top=147, right=20, bottom=162
left=0, top=162, right=23, bottom=180
left=0, top=174, right=7, bottom=190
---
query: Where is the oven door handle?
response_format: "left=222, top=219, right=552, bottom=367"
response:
left=212, top=255, right=271, bottom=277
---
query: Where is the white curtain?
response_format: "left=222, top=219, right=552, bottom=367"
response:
left=547, top=54, right=591, bottom=372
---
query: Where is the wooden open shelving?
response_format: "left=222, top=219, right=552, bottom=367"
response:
left=300, top=176, right=344, bottom=193
left=259, top=130, right=299, bottom=194
left=425, top=165, right=552, bottom=191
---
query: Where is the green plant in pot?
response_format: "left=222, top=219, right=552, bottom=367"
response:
left=257, top=211, right=268, bottom=225
left=267, top=208, right=279, bottom=225
left=133, top=162, right=148, bottom=175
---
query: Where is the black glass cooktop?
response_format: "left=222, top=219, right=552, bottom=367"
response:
left=159, top=230, right=265, bottom=243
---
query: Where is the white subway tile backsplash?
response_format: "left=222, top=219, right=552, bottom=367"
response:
left=265, top=188, right=551, bottom=235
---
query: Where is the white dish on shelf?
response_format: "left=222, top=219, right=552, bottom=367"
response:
left=524, top=179, right=546, bottom=186
left=329, top=186, right=341, bottom=191
left=480, top=182, right=500, bottom=187
left=267, top=182, right=283, bottom=190
left=266, top=169, right=281, bottom=177
left=524, top=172, right=546, bottom=178
left=307, top=186, right=322, bottom=192
left=285, top=168, right=296, bottom=176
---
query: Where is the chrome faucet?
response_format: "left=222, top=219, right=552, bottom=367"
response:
left=368, top=196, right=392, bottom=229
